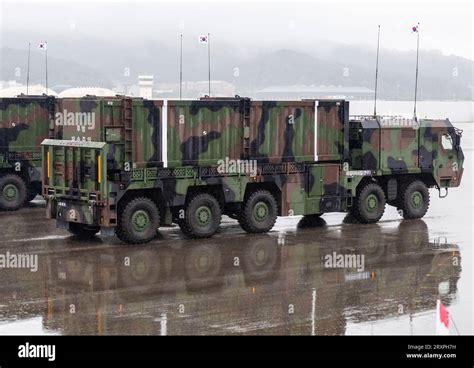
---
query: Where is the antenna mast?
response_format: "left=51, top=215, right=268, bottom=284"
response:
left=373, top=25, right=381, bottom=116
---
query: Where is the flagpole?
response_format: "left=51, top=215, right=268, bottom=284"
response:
left=413, top=23, right=420, bottom=119
left=373, top=25, right=380, bottom=116
left=208, top=32, right=211, bottom=96
left=180, top=34, right=183, bottom=100
left=26, top=43, right=31, bottom=95
left=45, top=47, right=48, bottom=93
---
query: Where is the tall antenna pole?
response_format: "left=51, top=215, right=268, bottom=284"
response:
left=413, top=23, right=420, bottom=119
left=373, top=25, right=381, bottom=116
left=26, top=43, right=31, bottom=95
left=45, top=48, right=48, bottom=93
left=180, top=34, right=183, bottom=100
left=208, top=32, right=211, bottom=96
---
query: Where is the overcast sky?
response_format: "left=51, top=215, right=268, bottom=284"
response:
left=1, top=0, right=473, bottom=60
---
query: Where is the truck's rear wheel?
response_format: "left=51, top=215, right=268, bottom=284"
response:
left=350, top=182, right=386, bottom=223
left=68, top=222, right=100, bottom=239
left=0, top=174, right=27, bottom=211
left=178, top=193, right=221, bottom=238
left=116, top=197, right=160, bottom=244
left=238, top=190, right=278, bottom=233
left=398, top=180, right=430, bottom=219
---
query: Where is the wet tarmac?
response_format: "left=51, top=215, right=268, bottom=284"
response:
left=0, top=123, right=472, bottom=335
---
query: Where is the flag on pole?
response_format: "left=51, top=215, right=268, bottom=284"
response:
left=436, top=300, right=450, bottom=335
left=38, top=42, right=48, bottom=50
left=198, top=35, right=209, bottom=43
left=412, top=24, right=419, bottom=33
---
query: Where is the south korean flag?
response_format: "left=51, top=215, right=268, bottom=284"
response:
left=198, top=35, right=209, bottom=43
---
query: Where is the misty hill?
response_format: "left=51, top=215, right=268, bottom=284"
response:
left=1, top=47, right=113, bottom=89
left=1, top=34, right=472, bottom=100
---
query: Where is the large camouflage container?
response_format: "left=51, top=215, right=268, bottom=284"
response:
left=53, top=96, right=162, bottom=170
left=165, top=98, right=348, bottom=167
left=0, top=96, right=53, bottom=171
left=166, top=98, right=244, bottom=167
left=248, top=100, right=348, bottom=163
left=0, top=96, right=55, bottom=210
left=49, top=96, right=348, bottom=169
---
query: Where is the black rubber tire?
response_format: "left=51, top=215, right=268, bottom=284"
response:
left=68, top=222, right=100, bottom=239
left=116, top=197, right=160, bottom=244
left=178, top=193, right=222, bottom=238
left=238, top=190, right=278, bottom=233
left=350, top=182, right=386, bottom=223
left=0, top=174, right=27, bottom=211
left=397, top=180, right=430, bottom=219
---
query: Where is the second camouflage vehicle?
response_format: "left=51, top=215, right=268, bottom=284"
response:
left=41, top=96, right=464, bottom=243
left=0, top=96, right=55, bottom=210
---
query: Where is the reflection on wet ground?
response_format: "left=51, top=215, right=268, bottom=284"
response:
left=0, top=208, right=464, bottom=335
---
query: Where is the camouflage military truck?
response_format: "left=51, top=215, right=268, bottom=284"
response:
left=0, top=96, right=55, bottom=210
left=41, top=96, right=464, bottom=243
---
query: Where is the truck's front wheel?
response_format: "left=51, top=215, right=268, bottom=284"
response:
left=0, top=174, right=27, bottom=211
left=116, top=197, right=160, bottom=244
left=398, top=180, right=430, bottom=219
left=350, top=182, right=386, bottom=223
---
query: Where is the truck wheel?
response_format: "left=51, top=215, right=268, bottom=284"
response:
left=68, top=222, right=100, bottom=239
left=398, top=180, right=430, bottom=219
left=238, top=190, right=277, bottom=233
left=350, top=182, right=386, bottom=223
left=178, top=193, right=222, bottom=238
left=0, top=174, right=27, bottom=211
left=116, top=197, right=160, bottom=244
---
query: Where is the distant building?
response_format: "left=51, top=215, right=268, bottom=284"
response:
left=59, top=87, right=116, bottom=97
left=156, top=81, right=235, bottom=98
left=138, top=75, right=154, bottom=99
left=254, top=85, right=374, bottom=100
left=0, top=83, right=57, bottom=97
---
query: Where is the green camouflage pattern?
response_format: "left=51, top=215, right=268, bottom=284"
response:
left=0, top=96, right=54, bottom=187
